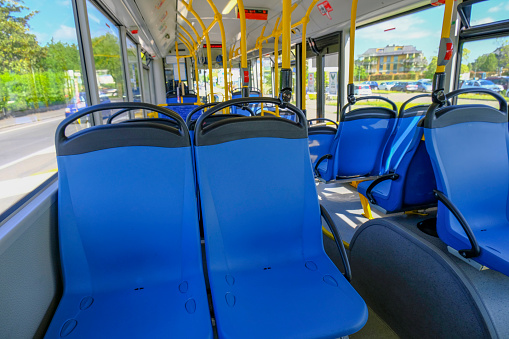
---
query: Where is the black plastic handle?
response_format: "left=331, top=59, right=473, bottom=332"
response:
left=56, top=102, right=187, bottom=145
left=320, top=204, right=352, bottom=282
left=434, top=190, right=481, bottom=258
left=314, top=154, right=332, bottom=178
left=186, top=102, right=219, bottom=126
left=365, top=173, right=400, bottom=205
left=400, top=94, right=431, bottom=114
left=308, top=118, right=338, bottom=128
left=195, top=97, right=306, bottom=137
left=106, top=108, right=132, bottom=124
left=340, top=96, right=398, bottom=121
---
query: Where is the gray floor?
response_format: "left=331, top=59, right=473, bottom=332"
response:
left=320, top=181, right=509, bottom=338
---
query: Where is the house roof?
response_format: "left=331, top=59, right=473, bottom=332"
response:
left=360, top=45, right=423, bottom=58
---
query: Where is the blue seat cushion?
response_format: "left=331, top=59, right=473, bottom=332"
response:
left=211, top=257, right=368, bottom=339
left=45, top=283, right=212, bottom=338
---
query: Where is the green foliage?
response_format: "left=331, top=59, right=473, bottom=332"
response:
left=0, top=0, right=43, bottom=73
left=353, top=66, right=367, bottom=81
left=422, top=56, right=437, bottom=80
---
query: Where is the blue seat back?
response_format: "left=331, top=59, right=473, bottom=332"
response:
left=166, top=96, right=179, bottom=104
left=56, top=112, right=203, bottom=293
left=328, top=107, right=396, bottom=178
left=182, top=95, right=198, bottom=103
left=308, top=125, right=336, bottom=165
left=231, top=90, right=260, bottom=114
left=161, top=104, right=197, bottom=120
left=424, top=103, right=509, bottom=249
left=382, top=105, right=428, bottom=173
left=194, top=111, right=324, bottom=271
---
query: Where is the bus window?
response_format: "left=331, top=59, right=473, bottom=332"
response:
left=0, top=0, right=86, bottom=214
left=354, top=5, right=443, bottom=110
left=458, top=36, right=509, bottom=108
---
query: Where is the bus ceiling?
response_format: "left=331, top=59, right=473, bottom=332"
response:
left=96, top=0, right=432, bottom=59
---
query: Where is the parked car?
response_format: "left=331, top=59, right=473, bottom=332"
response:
left=65, top=92, right=111, bottom=120
left=461, top=80, right=503, bottom=93
left=379, top=82, right=396, bottom=91
left=362, top=81, right=379, bottom=90
left=486, top=76, right=509, bottom=96
left=354, top=84, right=372, bottom=96
left=391, top=82, right=408, bottom=92
left=416, top=81, right=432, bottom=92
left=406, top=82, right=419, bottom=91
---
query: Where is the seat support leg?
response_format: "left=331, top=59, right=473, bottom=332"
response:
left=359, top=193, right=374, bottom=220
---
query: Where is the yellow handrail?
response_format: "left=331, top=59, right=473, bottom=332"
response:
left=300, top=0, right=319, bottom=111
left=175, top=40, right=183, bottom=103
left=436, top=0, right=454, bottom=74
left=179, top=1, right=215, bottom=101
left=205, top=0, right=229, bottom=100
left=282, top=0, right=291, bottom=70
left=348, top=0, right=358, bottom=85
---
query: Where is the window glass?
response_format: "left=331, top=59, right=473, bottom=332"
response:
left=469, top=0, right=509, bottom=26
left=0, top=0, right=86, bottom=214
left=261, top=57, right=273, bottom=96
left=126, top=37, right=141, bottom=102
left=457, top=36, right=509, bottom=108
left=324, top=53, right=339, bottom=121
left=305, top=57, right=317, bottom=119
left=87, top=1, right=126, bottom=121
left=354, top=5, right=443, bottom=109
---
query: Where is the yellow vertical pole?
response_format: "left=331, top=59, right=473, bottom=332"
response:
left=175, top=40, right=182, bottom=103
left=282, top=0, right=291, bottom=69
left=436, top=0, right=454, bottom=74
left=237, top=0, right=249, bottom=97
left=181, top=0, right=214, bottom=102
left=274, top=35, right=280, bottom=116
left=206, top=0, right=229, bottom=100
left=300, top=0, right=319, bottom=111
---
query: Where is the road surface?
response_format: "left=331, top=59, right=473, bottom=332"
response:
left=0, top=111, right=65, bottom=212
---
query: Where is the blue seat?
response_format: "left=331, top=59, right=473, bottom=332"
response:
left=182, top=94, right=198, bottom=103
left=161, top=103, right=198, bottom=120
left=231, top=89, right=260, bottom=115
left=357, top=120, right=437, bottom=213
left=194, top=97, right=368, bottom=338
left=312, top=97, right=397, bottom=181
left=357, top=94, right=437, bottom=213
left=423, top=88, right=509, bottom=276
left=46, top=103, right=212, bottom=338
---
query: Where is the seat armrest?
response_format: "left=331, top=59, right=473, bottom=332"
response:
left=314, top=154, right=332, bottom=178
left=434, top=190, right=481, bottom=258
left=320, top=204, right=352, bottom=282
left=365, top=173, right=400, bottom=205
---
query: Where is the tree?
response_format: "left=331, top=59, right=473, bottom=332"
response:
left=91, top=33, right=124, bottom=97
left=353, top=65, right=367, bottom=81
left=483, top=54, right=498, bottom=72
left=0, top=0, right=43, bottom=73
left=422, top=56, right=437, bottom=80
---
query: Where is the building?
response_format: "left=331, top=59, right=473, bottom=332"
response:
left=358, top=44, right=427, bottom=74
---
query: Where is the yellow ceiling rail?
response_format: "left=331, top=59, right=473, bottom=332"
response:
left=178, top=25, right=197, bottom=50
left=180, top=0, right=215, bottom=102
left=205, top=0, right=229, bottom=100
left=178, top=12, right=201, bottom=45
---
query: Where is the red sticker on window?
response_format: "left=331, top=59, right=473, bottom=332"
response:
left=445, top=42, right=453, bottom=60
left=244, top=71, right=249, bottom=84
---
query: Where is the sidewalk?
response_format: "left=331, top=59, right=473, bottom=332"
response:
left=0, top=108, right=66, bottom=130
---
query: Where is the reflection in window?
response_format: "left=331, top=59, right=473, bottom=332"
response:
left=87, top=1, right=125, bottom=105
left=458, top=36, right=509, bottom=108
left=305, top=57, right=317, bottom=119
left=469, top=0, right=509, bottom=27
left=324, top=53, right=339, bottom=121
left=126, top=37, right=141, bottom=102
left=0, top=0, right=86, bottom=215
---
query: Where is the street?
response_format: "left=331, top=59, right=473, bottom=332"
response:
left=0, top=109, right=65, bottom=212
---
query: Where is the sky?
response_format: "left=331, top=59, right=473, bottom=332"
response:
left=21, top=0, right=119, bottom=46
left=17, top=0, right=509, bottom=63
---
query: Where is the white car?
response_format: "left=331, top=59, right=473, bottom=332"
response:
left=354, top=84, right=372, bottom=96
left=379, top=82, right=396, bottom=91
